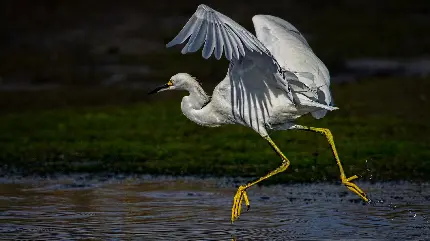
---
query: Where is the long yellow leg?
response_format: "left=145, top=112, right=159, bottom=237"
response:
left=231, top=136, right=290, bottom=223
left=294, top=125, right=369, bottom=202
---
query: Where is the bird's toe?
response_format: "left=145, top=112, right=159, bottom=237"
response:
left=231, top=185, right=250, bottom=223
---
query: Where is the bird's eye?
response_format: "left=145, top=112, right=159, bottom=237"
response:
left=167, top=80, right=174, bottom=86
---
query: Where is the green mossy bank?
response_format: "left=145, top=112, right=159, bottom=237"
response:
left=1, top=78, right=429, bottom=182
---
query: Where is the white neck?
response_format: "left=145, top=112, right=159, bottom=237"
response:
left=180, top=84, right=219, bottom=127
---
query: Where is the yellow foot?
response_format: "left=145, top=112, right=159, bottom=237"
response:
left=231, top=185, right=250, bottom=223
left=342, top=175, right=369, bottom=202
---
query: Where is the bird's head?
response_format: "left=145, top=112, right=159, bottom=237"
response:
left=148, top=73, right=200, bottom=95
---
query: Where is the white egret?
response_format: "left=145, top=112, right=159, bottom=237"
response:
left=149, top=4, right=368, bottom=223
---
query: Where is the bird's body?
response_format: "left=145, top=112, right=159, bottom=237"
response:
left=180, top=67, right=305, bottom=131
left=165, top=6, right=336, bottom=136
left=149, top=4, right=369, bottom=223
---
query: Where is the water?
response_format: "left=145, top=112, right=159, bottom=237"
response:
left=0, top=175, right=429, bottom=240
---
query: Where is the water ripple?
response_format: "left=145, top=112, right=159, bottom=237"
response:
left=0, top=176, right=429, bottom=240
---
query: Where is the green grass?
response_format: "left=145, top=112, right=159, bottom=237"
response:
left=0, top=77, right=429, bottom=182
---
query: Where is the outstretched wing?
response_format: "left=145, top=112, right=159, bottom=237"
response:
left=166, top=4, right=270, bottom=61
left=166, top=4, right=296, bottom=102
left=252, top=15, right=334, bottom=119
left=166, top=4, right=336, bottom=135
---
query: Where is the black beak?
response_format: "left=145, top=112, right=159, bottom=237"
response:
left=148, top=83, right=170, bottom=95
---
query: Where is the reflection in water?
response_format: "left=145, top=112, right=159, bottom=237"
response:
left=0, top=175, right=429, bottom=240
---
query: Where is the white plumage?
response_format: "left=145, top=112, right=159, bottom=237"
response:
left=149, top=4, right=368, bottom=223
left=163, top=4, right=336, bottom=137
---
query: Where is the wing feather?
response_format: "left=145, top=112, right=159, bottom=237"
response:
left=187, top=17, right=208, bottom=53
left=214, top=23, right=224, bottom=60
left=252, top=15, right=335, bottom=118
left=219, top=23, right=233, bottom=60
left=167, top=4, right=269, bottom=61
left=227, top=27, right=245, bottom=57
left=168, top=15, right=199, bottom=46
left=182, top=16, right=204, bottom=53
left=202, top=21, right=216, bottom=58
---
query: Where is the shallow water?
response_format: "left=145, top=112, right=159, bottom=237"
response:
left=0, top=175, right=429, bottom=240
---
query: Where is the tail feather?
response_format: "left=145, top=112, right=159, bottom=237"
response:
left=311, top=109, right=328, bottom=119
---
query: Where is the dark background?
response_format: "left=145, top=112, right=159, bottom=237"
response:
left=1, top=1, right=429, bottom=87
left=0, top=0, right=429, bottom=179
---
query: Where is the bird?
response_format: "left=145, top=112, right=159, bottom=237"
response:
left=148, top=4, right=369, bottom=223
